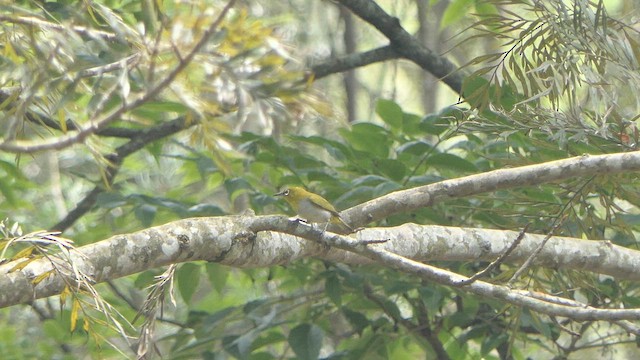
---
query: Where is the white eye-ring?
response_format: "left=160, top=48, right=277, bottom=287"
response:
left=284, top=189, right=290, bottom=196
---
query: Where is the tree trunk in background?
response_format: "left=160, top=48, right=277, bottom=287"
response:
left=416, top=0, right=447, bottom=114
left=340, top=5, right=358, bottom=123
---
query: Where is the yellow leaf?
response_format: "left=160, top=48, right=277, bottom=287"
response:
left=305, top=72, right=316, bottom=88
left=60, top=286, right=71, bottom=305
left=58, top=109, right=67, bottom=133
left=0, top=90, right=19, bottom=111
left=13, top=246, right=36, bottom=259
left=32, top=270, right=55, bottom=285
left=3, top=41, right=19, bottom=63
left=70, top=298, right=80, bottom=332
left=9, top=256, right=40, bottom=272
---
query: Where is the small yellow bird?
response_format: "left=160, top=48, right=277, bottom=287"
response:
left=274, top=186, right=354, bottom=233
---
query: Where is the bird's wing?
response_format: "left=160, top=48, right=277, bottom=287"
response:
left=308, top=196, right=341, bottom=217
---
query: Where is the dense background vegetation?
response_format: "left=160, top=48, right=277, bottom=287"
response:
left=2, top=0, right=640, bottom=359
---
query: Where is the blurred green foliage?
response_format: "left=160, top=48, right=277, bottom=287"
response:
left=0, top=0, right=640, bottom=359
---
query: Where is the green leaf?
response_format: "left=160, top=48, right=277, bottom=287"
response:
left=206, top=262, right=229, bottom=294
left=177, top=263, right=201, bottom=303
left=521, top=309, right=555, bottom=340
left=306, top=171, right=336, bottom=183
left=427, top=153, right=477, bottom=172
left=290, top=135, right=353, bottom=162
left=461, top=75, right=490, bottom=109
left=481, top=333, right=507, bottom=355
left=623, top=295, right=640, bottom=308
left=474, top=1, right=498, bottom=16
left=375, top=99, right=403, bottom=130
left=342, top=308, right=369, bottom=335
left=223, top=334, right=252, bottom=360
left=336, top=186, right=374, bottom=208
left=438, top=106, right=466, bottom=124
left=195, top=156, right=217, bottom=178
left=96, top=192, right=128, bottom=209
left=351, top=175, right=388, bottom=187
left=288, top=324, right=324, bottom=360
left=134, top=270, right=159, bottom=288
left=131, top=101, right=189, bottom=119
left=225, top=178, right=253, bottom=202
left=442, top=0, right=474, bottom=28
left=379, top=298, right=402, bottom=320
left=402, top=113, right=422, bottom=135
left=199, top=306, right=237, bottom=334
left=134, top=204, right=157, bottom=227
left=340, top=123, right=391, bottom=158
left=472, top=211, right=510, bottom=227
left=521, top=187, right=559, bottom=204
left=440, top=329, right=466, bottom=359
left=0, top=159, right=25, bottom=180
left=244, top=299, right=269, bottom=315
left=446, top=311, right=473, bottom=328
left=375, top=159, right=406, bottom=181
left=396, top=140, right=433, bottom=156
left=0, top=178, right=16, bottom=205
left=251, top=331, right=287, bottom=354
left=496, top=83, right=521, bottom=111
left=419, top=115, right=450, bottom=136
left=128, top=194, right=191, bottom=216
left=325, top=274, right=342, bottom=306
left=373, top=181, right=402, bottom=197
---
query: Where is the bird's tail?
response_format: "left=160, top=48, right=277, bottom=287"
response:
left=331, top=215, right=354, bottom=233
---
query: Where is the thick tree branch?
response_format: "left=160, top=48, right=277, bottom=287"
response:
left=337, top=0, right=463, bottom=93
left=3, top=216, right=640, bottom=322
left=343, top=152, right=640, bottom=227
left=361, top=245, right=640, bottom=324
left=13, top=151, right=640, bottom=307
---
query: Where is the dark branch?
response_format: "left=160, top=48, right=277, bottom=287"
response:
left=337, top=0, right=463, bottom=94
left=311, top=45, right=399, bottom=80
left=0, top=89, right=143, bottom=139
left=28, top=113, right=143, bottom=139
left=456, top=224, right=529, bottom=286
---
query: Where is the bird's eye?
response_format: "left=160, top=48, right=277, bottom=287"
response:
left=284, top=190, right=289, bottom=196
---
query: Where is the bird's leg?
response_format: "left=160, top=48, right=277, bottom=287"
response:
left=289, top=216, right=310, bottom=225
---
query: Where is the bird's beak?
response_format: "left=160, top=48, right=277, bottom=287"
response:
left=274, top=190, right=285, bottom=196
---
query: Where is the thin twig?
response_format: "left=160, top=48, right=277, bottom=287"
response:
left=507, top=221, right=564, bottom=287
left=507, top=177, right=594, bottom=287
left=0, top=15, right=120, bottom=41
left=76, top=53, right=141, bottom=78
left=358, top=238, right=389, bottom=245
left=457, top=224, right=529, bottom=286
left=614, top=320, right=640, bottom=336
